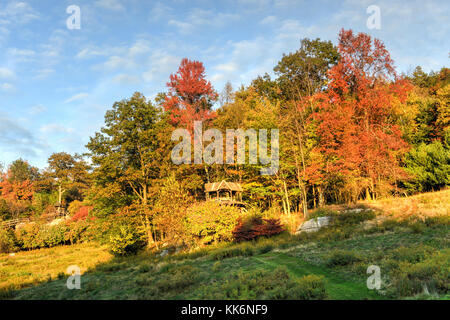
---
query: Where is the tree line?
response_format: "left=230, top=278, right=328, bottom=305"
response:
left=0, top=29, right=448, bottom=243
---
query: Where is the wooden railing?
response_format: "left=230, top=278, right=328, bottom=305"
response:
left=1, top=217, right=31, bottom=228
left=1, top=212, right=67, bottom=228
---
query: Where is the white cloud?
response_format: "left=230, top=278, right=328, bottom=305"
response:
left=0, top=67, right=15, bottom=79
left=260, top=15, right=277, bottom=25
left=168, top=9, right=241, bottom=34
left=0, top=82, right=15, bottom=92
left=94, top=0, right=125, bottom=12
left=214, top=62, right=238, bottom=73
left=29, top=104, right=47, bottom=115
left=0, top=1, right=39, bottom=24
left=149, top=2, right=173, bottom=21
left=76, top=47, right=107, bottom=59
left=141, top=52, right=180, bottom=82
left=40, top=123, right=74, bottom=134
left=6, top=48, right=35, bottom=58
left=0, top=113, right=47, bottom=159
left=112, top=74, right=141, bottom=85
left=33, top=68, right=54, bottom=79
left=64, top=93, right=89, bottom=104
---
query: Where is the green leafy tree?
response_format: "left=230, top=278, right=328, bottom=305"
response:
left=404, top=141, right=450, bottom=192
left=86, top=92, right=173, bottom=243
left=46, top=152, right=90, bottom=211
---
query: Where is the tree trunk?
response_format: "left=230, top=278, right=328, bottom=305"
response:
left=283, top=179, right=291, bottom=214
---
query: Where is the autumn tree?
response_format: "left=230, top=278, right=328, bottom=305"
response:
left=163, top=58, right=219, bottom=184
left=46, top=152, right=90, bottom=211
left=87, top=92, right=173, bottom=244
left=0, top=159, right=38, bottom=219
left=163, top=58, right=218, bottom=133
left=313, top=29, right=411, bottom=202
left=0, top=159, right=38, bottom=202
left=7, top=159, right=39, bottom=183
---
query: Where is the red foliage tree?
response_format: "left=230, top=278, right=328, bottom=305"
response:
left=163, top=58, right=218, bottom=133
left=0, top=172, right=34, bottom=201
left=312, top=29, right=412, bottom=200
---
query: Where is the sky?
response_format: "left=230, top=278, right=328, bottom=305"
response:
left=0, top=0, right=448, bottom=169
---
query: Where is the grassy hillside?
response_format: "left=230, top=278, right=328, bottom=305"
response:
left=1, top=190, right=449, bottom=300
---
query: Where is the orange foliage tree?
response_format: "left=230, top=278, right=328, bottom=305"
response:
left=312, top=29, right=412, bottom=201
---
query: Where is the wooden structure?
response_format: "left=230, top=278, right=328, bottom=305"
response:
left=205, top=180, right=245, bottom=208
left=1, top=210, right=67, bottom=229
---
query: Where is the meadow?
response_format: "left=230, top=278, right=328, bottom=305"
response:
left=1, top=190, right=448, bottom=300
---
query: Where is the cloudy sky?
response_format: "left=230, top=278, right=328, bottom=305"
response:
left=0, top=0, right=448, bottom=169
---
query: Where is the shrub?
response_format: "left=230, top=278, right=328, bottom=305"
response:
left=257, top=244, right=274, bottom=254
left=64, top=220, right=90, bottom=244
left=184, top=201, right=242, bottom=246
left=15, top=223, right=43, bottom=250
left=390, top=246, right=434, bottom=263
left=233, top=216, right=284, bottom=242
left=409, top=222, right=426, bottom=234
left=200, top=267, right=327, bottom=300
left=326, top=250, right=362, bottom=267
left=70, top=205, right=93, bottom=222
left=423, top=215, right=450, bottom=228
left=0, top=227, right=16, bottom=253
left=108, top=224, right=145, bottom=256
left=39, top=224, right=68, bottom=247
left=155, top=265, right=199, bottom=292
left=289, top=275, right=327, bottom=300
left=386, top=248, right=449, bottom=297
left=334, top=209, right=376, bottom=226
left=212, top=245, right=254, bottom=260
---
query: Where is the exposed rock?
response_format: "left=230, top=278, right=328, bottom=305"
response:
left=296, top=216, right=333, bottom=234
left=160, top=249, right=169, bottom=257
left=344, top=208, right=364, bottom=213
left=360, top=216, right=387, bottom=229
left=48, top=218, right=65, bottom=226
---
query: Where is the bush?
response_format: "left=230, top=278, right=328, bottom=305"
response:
left=390, top=246, right=434, bottom=263
left=184, top=201, right=242, bottom=246
left=233, top=216, right=284, bottom=242
left=0, top=227, right=16, bottom=253
left=15, top=223, right=42, bottom=250
left=13, top=220, right=90, bottom=250
left=385, top=247, right=449, bottom=298
left=200, top=267, right=327, bottom=300
left=334, top=209, right=376, bottom=226
left=108, top=224, right=145, bottom=256
left=155, top=265, right=199, bottom=292
left=64, top=220, right=90, bottom=244
left=212, top=246, right=254, bottom=260
left=39, top=224, right=68, bottom=247
left=70, top=205, right=93, bottom=222
left=289, top=275, right=327, bottom=300
left=326, top=250, right=362, bottom=267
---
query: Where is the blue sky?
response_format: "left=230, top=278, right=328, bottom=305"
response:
left=0, top=0, right=448, bottom=169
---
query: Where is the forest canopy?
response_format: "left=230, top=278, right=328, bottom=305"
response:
left=1, top=29, right=448, bottom=249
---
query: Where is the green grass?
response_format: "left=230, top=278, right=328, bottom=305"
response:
left=1, top=199, right=449, bottom=300
left=6, top=249, right=380, bottom=300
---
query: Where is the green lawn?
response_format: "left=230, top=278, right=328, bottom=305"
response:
left=2, top=214, right=448, bottom=300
